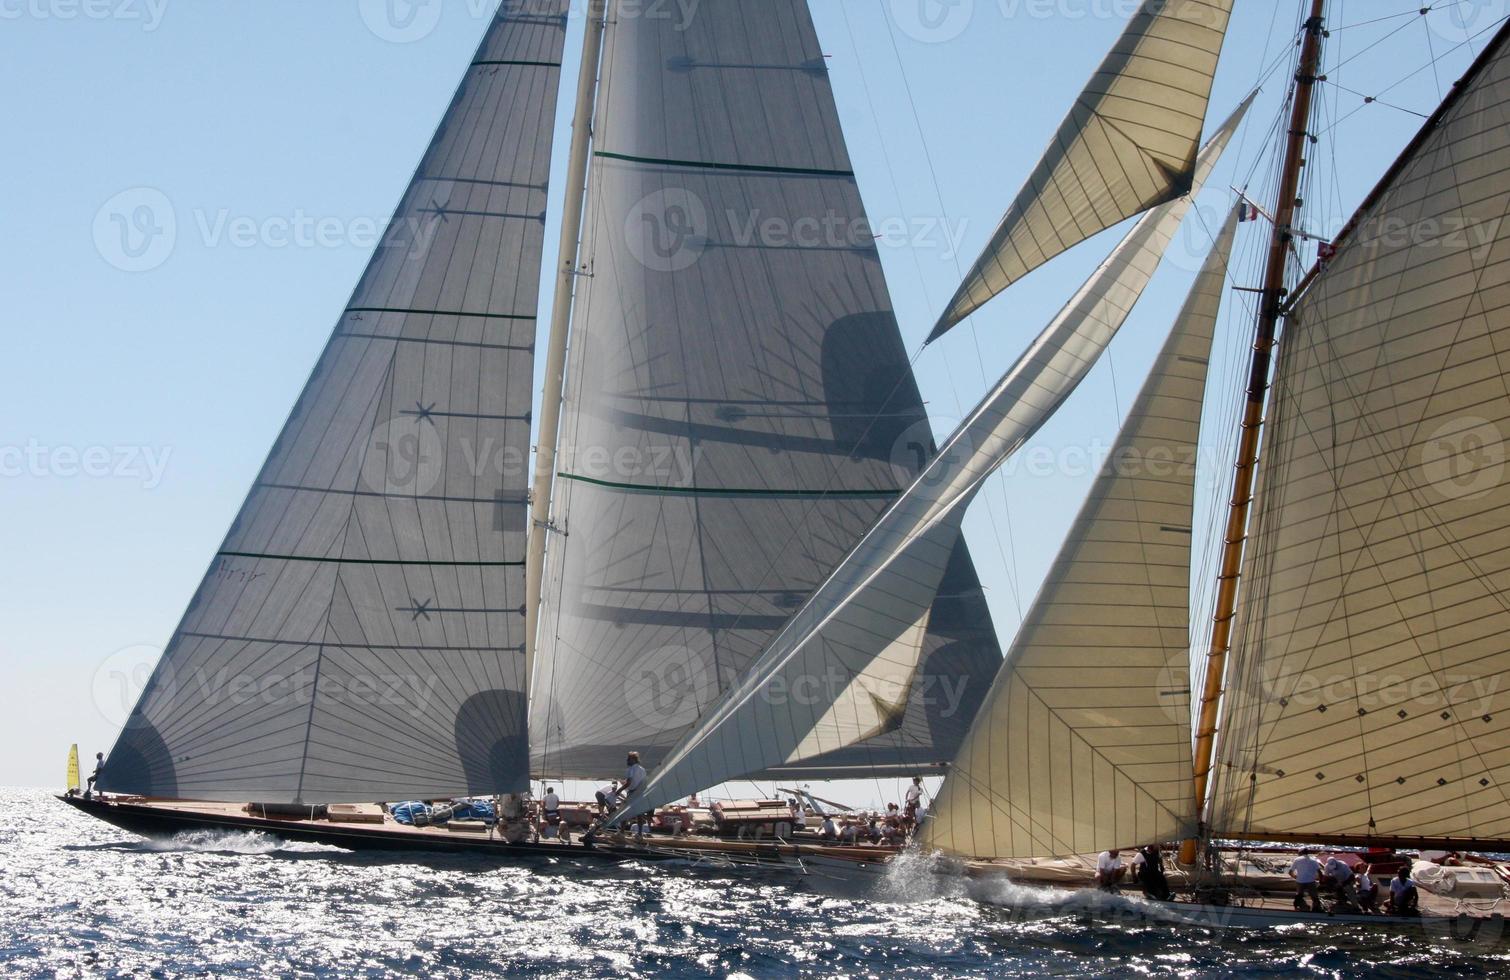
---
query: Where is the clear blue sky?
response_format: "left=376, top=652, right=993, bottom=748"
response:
left=1, top=0, right=1499, bottom=793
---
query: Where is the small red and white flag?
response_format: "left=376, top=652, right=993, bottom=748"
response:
left=1318, top=241, right=1338, bottom=264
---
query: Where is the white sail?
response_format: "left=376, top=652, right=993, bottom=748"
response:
left=528, top=0, right=1004, bottom=780
left=925, top=210, right=1238, bottom=860
left=100, top=6, right=571, bottom=802
left=1211, top=35, right=1510, bottom=843
left=930, top=0, right=1233, bottom=342
left=620, top=100, right=1251, bottom=820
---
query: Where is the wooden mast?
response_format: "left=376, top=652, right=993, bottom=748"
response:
left=1180, top=0, right=1329, bottom=866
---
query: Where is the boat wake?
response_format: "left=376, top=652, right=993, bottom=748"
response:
left=136, top=829, right=349, bottom=856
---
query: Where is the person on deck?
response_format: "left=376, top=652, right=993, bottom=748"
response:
left=542, top=786, right=561, bottom=824
left=85, top=752, right=104, bottom=798
left=1289, top=849, right=1322, bottom=912
left=904, top=776, right=924, bottom=825
left=1356, top=864, right=1380, bottom=913
left=820, top=815, right=839, bottom=841
left=595, top=781, right=620, bottom=818
left=623, top=752, right=649, bottom=839
left=839, top=820, right=859, bottom=845
left=1323, top=853, right=1357, bottom=908
left=1095, top=849, right=1127, bottom=891
left=1387, top=866, right=1420, bottom=916
left=1132, top=844, right=1171, bottom=901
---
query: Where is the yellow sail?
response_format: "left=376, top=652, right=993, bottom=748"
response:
left=67, top=744, right=80, bottom=793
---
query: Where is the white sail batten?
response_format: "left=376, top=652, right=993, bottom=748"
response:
left=622, top=101, right=1251, bottom=820
left=1211, top=39, right=1510, bottom=843
left=925, top=211, right=1238, bottom=860
left=101, top=6, right=571, bottom=803
left=529, top=0, right=1004, bottom=780
left=930, top=0, right=1233, bottom=342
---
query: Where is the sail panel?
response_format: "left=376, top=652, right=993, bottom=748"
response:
left=925, top=212, right=1237, bottom=860
left=101, top=5, right=569, bottom=802
left=931, top=0, right=1233, bottom=340
left=1211, top=42, right=1510, bottom=842
left=620, top=101, right=1250, bottom=820
left=529, top=0, right=1003, bottom=780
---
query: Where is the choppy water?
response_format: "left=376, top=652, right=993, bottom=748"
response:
left=3, top=788, right=1508, bottom=978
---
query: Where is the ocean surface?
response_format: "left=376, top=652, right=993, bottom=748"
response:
left=4, top=788, right=1507, bottom=978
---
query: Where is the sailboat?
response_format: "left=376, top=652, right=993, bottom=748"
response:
left=61, top=0, right=1003, bottom=867
left=601, top=0, right=1510, bottom=930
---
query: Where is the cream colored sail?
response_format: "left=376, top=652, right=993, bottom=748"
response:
left=1211, top=37, right=1510, bottom=843
left=930, top=0, right=1233, bottom=341
left=618, top=100, right=1251, bottom=823
left=926, top=211, right=1238, bottom=860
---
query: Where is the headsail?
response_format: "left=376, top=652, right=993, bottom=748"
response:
left=1211, top=33, right=1510, bottom=843
left=621, top=100, right=1251, bottom=820
left=929, top=0, right=1233, bottom=341
left=528, top=0, right=1003, bottom=779
left=100, top=5, right=570, bottom=803
left=925, top=210, right=1238, bottom=860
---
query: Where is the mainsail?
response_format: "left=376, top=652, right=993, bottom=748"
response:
left=1211, top=32, right=1510, bottom=843
left=929, top=0, right=1233, bottom=341
left=528, top=0, right=1002, bottom=779
left=925, top=211, right=1238, bottom=860
left=100, top=5, right=570, bottom=802
left=622, top=100, right=1252, bottom=820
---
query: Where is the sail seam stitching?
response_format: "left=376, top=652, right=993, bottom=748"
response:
left=592, top=150, right=855, bottom=178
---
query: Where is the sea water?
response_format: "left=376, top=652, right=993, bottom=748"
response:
left=2, top=788, right=1506, bottom=977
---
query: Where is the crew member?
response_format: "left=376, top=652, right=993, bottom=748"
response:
left=904, top=776, right=924, bottom=824
left=1133, top=844, right=1171, bottom=901
left=1356, top=864, right=1380, bottom=913
left=820, top=814, right=839, bottom=840
left=1323, top=852, right=1357, bottom=907
left=85, top=752, right=104, bottom=798
left=623, top=751, right=649, bottom=839
left=1289, top=848, right=1322, bottom=912
left=595, top=780, right=620, bottom=818
left=1387, top=866, right=1419, bottom=916
left=542, top=786, right=561, bottom=824
left=1096, top=849, right=1127, bottom=890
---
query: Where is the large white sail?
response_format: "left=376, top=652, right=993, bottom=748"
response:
left=1211, top=35, right=1510, bottom=843
left=925, top=211, right=1238, bottom=860
left=528, top=0, right=1003, bottom=779
left=100, top=5, right=571, bottom=803
left=930, top=0, right=1233, bottom=342
left=621, top=100, right=1251, bottom=820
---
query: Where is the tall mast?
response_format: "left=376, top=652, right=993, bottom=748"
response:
left=1183, top=0, right=1327, bottom=863
left=525, top=0, right=608, bottom=688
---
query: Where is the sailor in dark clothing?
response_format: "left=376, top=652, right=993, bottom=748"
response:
left=85, top=753, right=104, bottom=799
left=1133, top=844, right=1172, bottom=901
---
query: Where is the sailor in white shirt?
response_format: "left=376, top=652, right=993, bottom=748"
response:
left=820, top=815, right=839, bottom=840
left=542, top=786, right=561, bottom=819
left=904, top=776, right=924, bottom=824
left=623, top=751, right=649, bottom=838
left=1289, top=849, right=1322, bottom=912
left=1095, top=849, right=1127, bottom=890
